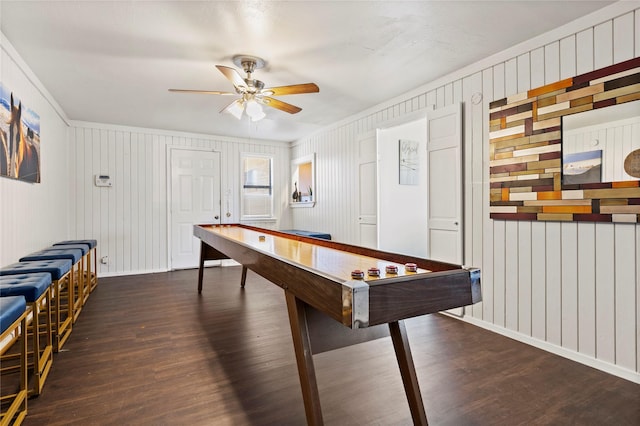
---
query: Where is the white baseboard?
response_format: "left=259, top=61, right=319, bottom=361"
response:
left=97, top=261, right=242, bottom=278
left=97, top=268, right=170, bottom=278
left=443, top=312, right=640, bottom=385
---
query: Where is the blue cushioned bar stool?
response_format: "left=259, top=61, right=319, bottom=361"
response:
left=44, top=244, right=90, bottom=305
left=0, top=273, right=53, bottom=396
left=54, top=239, right=98, bottom=294
left=0, top=260, right=73, bottom=352
left=0, top=296, right=29, bottom=426
left=20, top=249, right=84, bottom=323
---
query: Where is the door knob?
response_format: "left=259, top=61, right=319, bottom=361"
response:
left=454, top=221, right=459, bottom=225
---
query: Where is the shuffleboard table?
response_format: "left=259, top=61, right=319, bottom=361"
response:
left=195, top=224, right=481, bottom=425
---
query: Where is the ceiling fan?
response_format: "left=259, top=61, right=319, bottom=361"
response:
left=169, top=55, right=319, bottom=121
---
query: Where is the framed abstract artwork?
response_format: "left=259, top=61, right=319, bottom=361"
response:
left=489, top=57, right=640, bottom=223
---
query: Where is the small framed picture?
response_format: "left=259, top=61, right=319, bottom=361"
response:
left=399, top=139, right=419, bottom=185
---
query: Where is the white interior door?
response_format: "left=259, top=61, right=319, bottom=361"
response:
left=170, top=149, right=221, bottom=269
left=427, top=103, right=463, bottom=265
left=358, top=132, right=377, bottom=248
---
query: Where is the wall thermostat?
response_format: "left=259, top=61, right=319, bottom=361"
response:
left=94, top=174, right=112, bottom=187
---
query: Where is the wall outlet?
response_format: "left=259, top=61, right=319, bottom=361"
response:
left=100, top=256, right=108, bottom=265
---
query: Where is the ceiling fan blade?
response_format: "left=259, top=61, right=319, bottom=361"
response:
left=169, top=89, right=235, bottom=95
left=216, top=65, right=247, bottom=91
left=262, top=83, right=319, bottom=96
left=260, top=97, right=302, bottom=114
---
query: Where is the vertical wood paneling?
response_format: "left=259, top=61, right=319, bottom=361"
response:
left=123, top=132, right=132, bottom=272
left=81, top=129, right=90, bottom=250
left=546, top=223, right=562, bottom=347
left=470, top=71, right=484, bottom=317
left=595, top=224, right=615, bottom=364
left=576, top=28, right=594, bottom=74
left=504, top=58, right=517, bottom=95
left=517, top=222, right=532, bottom=336
left=636, top=9, right=640, bottom=57
left=594, top=20, right=613, bottom=68
left=108, top=130, right=116, bottom=273
left=561, top=223, right=578, bottom=351
left=99, top=130, right=108, bottom=269
left=152, top=135, right=160, bottom=270
left=517, top=53, right=530, bottom=92
left=476, top=68, right=492, bottom=320
left=614, top=12, right=635, bottom=62
left=462, top=75, right=474, bottom=267
left=115, top=131, right=124, bottom=272
left=614, top=225, right=637, bottom=371
left=560, top=36, right=576, bottom=79
left=92, top=129, right=101, bottom=265
left=531, top=222, right=547, bottom=341
left=493, top=221, right=506, bottom=327
left=530, top=47, right=545, bottom=88
left=577, top=222, right=596, bottom=357
left=74, top=129, right=85, bottom=237
left=544, top=42, right=560, bottom=84
left=505, top=221, right=519, bottom=330
left=129, top=132, right=139, bottom=271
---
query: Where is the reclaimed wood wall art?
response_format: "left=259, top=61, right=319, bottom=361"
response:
left=489, top=57, right=640, bottom=223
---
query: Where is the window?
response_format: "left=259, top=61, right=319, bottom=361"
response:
left=241, top=154, right=274, bottom=219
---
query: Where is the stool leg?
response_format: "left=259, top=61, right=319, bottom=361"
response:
left=52, top=275, right=73, bottom=352
left=72, top=261, right=83, bottom=323
left=28, top=290, right=53, bottom=396
left=90, top=247, right=98, bottom=292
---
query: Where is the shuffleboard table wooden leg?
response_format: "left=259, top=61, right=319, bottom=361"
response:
left=197, top=241, right=206, bottom=294
left=240, top=266, right=248, bottom=288
left=285, top=291, right=324, bottom=425
left=389, top=320, right=428, bottom=425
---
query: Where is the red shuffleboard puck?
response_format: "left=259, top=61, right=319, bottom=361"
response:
left=367, top=267, right=380, bottom=277
left=385, top=265, right=398, bottom=274
left=405, top=263, right=417, bottom=272
left=351, top=270, right=365, bottom=279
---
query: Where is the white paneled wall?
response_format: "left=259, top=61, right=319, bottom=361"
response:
left=0, top=35, right=71, bottom=267
left=292, top=5, right=639, bottom=382
left=68, top=123, right=290, bottom=276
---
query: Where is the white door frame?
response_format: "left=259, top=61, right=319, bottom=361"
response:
left=356, top=130, right=377, bottom=248
left=426, top=102, right=463, bottom=264
left=166, top=146, right=221, bottom=270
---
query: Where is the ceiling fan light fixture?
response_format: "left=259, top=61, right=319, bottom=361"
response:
left=245, top=99, right=265, bottom=121
left=227, top=99, right=245, bottom=120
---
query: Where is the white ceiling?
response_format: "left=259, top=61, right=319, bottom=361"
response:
left=0, top=1, right=614, bottom=143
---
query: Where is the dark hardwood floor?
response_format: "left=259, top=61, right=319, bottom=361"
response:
left=23, top=267, right=639, bottom=425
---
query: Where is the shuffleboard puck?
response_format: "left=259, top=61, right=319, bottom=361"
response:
left=351, top=270, right=365, bottom=279
left=405, top=263, right=417, bottom=272
left=385, top=265, right=398, bottom=274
